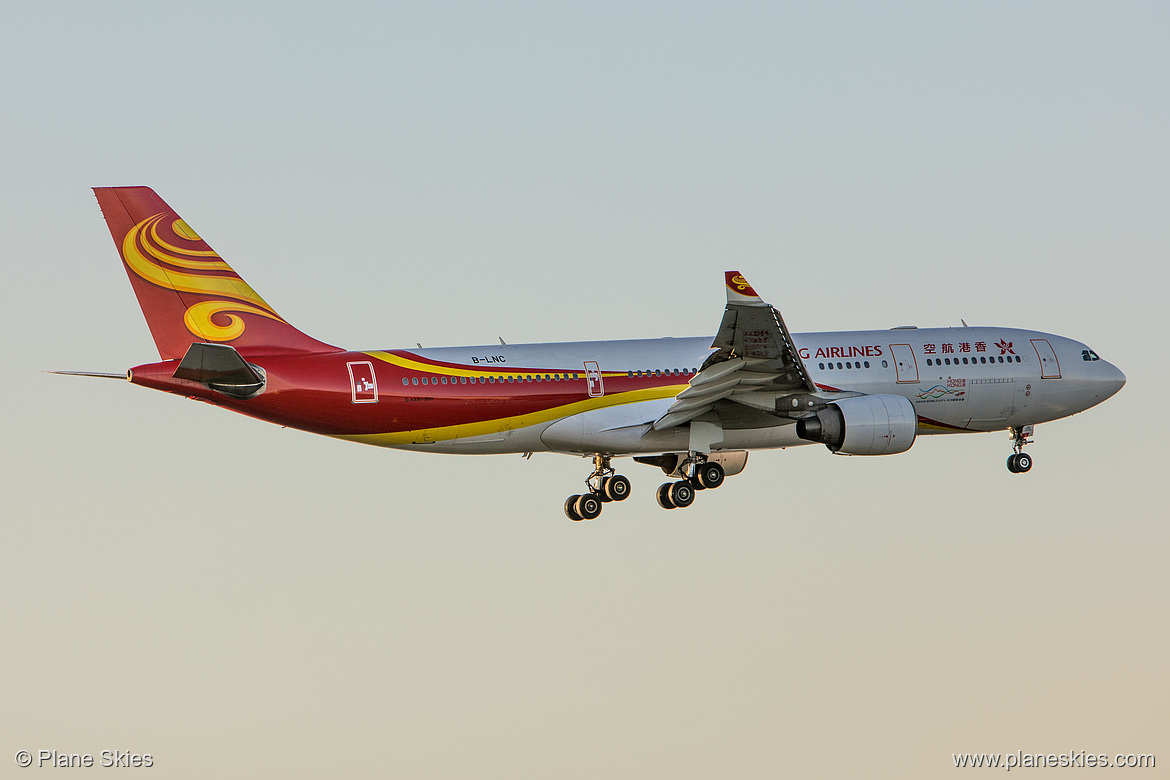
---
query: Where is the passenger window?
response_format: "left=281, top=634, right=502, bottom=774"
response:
left=836, top=362, right=843, bottom=369
left=819, top=362, right=825, bottom=370
left=882, top=360, right=888, bottom=368
left=402, top=378, right=409, bottom=386
left=864, top=361, right=870, bottom=368
left=846, top=362, right=852, bottom=369
left=411, top=377, right=419, bottom=385
left=827, top=363, right=834, bottom=370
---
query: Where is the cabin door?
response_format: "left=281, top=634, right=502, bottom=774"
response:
left=889, top=344, right=919, bottom=383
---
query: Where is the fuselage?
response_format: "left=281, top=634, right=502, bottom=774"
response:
left=127, top=325, right=1125, bottom=457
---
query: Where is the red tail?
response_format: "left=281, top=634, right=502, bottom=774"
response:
left=94, top=187, right=338, bottom=360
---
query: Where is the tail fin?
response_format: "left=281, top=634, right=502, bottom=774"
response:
left=94, top=187, right=338, bottom=359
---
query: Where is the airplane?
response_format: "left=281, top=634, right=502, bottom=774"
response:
left=59, top=187, right=1126, bottom=521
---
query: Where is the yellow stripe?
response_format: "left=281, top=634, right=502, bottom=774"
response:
left=331, top=385, right=685, bottom=446
left=366, top=350, right=625, bottom=380
left=148, top=219, right=225, bottom=262
left=122, top=215, right=277, bottom=312
left=916, top=420, right=973, bottom=432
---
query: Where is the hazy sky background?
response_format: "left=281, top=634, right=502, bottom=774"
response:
left=2, top=2, right=1166, bottom=777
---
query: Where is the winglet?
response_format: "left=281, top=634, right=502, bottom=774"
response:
left=725, top=271, right=766, bottom=306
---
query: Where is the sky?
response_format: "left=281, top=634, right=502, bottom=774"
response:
left=1, top=2, right=1167, bottom=777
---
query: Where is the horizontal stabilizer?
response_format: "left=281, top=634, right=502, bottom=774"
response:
left=173, top=343, right=265, bottom=397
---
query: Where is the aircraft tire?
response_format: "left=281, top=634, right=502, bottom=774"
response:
left=605, top=474, right=631, bottom=502
left=576, top=493, right=603, bottom=520
left=597, top=477, right=613, bottom=502
left=656, top=483, right=676, bottom=510
left=697, top=462, right=725, bottom=490
left=565, top=496, right=584, bottom=521
left=669, top=481, right=695, bottom=508
left=1006, top=455, right=1019, bottom=473
left=1015, top=453, right=1033, bottom=473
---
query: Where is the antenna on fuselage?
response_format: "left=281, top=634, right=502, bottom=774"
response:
left=499, top=337, right=507, bottom=346
left=961, top=319, right=969, bottom=327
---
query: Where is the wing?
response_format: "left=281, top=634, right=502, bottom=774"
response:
left=652, top=271, right=818, bottom=435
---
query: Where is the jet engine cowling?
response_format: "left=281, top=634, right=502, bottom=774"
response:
left=795, top=394, right=917, bottom=455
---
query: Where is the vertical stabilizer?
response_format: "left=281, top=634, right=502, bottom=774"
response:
left=94, top=187, right=338, bottom=360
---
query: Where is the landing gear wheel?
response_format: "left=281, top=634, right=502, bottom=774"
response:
left=1010, top=453, right=1032, bottom=473
left=575, top=493, right=603, bottom=520
left=697, top=462, right=725, bottom=490
left=597, top=476, right=613, bottom=502
left=604, top=474, right=631, bottom=502
left=564, top=496, right=584, bottom=521
left=656, top=483, right=676, bottom=510
left=668, top=480, right=695, bottom=508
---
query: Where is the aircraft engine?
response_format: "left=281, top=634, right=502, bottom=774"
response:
left=795, top=394, right=917, bottom=455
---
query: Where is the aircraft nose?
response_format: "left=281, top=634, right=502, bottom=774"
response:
left=1097, top=361, right=1126, bottom=400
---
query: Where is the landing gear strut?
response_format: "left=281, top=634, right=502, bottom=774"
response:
left=656, top=454, right=725, bottom=510
left=1007, top=425, right=1034, bottom=474
left=564, top=454, right=631, bottom=521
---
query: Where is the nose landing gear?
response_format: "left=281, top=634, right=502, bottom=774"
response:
left=1007, top=425, right=1034, bottom=474
left=564, top=454, right=631, bottom=521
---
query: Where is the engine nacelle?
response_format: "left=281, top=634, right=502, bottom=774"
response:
left=795, top=394, right=917, bottom=455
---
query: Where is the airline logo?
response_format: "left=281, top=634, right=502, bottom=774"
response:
left=725, top=272, right=759, bottom=297
left=997, top=339, right=1016, bottom=355
left=121, top=213, right=287, bottom=342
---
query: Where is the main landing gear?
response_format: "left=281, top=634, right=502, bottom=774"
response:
left=1007, top=425, right=1034, bottom=474
left=656, top=456, right=725, bottom=510
left=564, top=454, right=632, bottom=521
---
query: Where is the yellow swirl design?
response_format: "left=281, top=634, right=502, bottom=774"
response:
left=731, top=274, right=750, bottom=291
left=184, top=300, right=286, bottom=342
left=122, top=213, right=287, bottom=342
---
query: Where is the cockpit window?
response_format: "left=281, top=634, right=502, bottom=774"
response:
left=1082, top=349, right=1101, bottom=362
